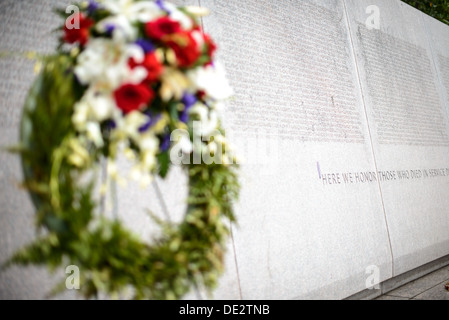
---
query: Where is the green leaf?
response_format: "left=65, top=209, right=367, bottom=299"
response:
left=168, top=101, right=179, bottom=124
left=157, top=151, right=171, bottom=178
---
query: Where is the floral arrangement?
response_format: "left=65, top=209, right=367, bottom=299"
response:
left=7, top=0, right=239, bottom=300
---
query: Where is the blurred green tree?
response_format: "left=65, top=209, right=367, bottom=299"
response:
left=402, top=0, right=449, bottom=25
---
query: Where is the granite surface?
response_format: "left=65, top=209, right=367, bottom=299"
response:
left=2, top=0, right=449, bottom=300
left=345, top=0, right=449, bottom=277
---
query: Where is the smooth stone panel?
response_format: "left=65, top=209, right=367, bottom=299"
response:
left=344, top=0, right=449, bottom=277
left=0, top=0, right=76, bottom=300
left=201, top=0, right=393, bottom=299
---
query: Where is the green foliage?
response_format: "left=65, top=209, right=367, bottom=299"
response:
left=6, top=56, right=240, bottom=300
left=402, top=0, right=449, bottom=25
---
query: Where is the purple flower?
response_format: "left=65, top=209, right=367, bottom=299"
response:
left=139, top=113, right=162, bottom=133
left=138, top=121, right=152, bottom=133
left=156, top=0, right=171, bottom=13
left=105, top=120, right=117, bottom=130
left=182, top=93, right=197, bottom=108
left=135, top=39, right=155, bottom=53
left=179, top=112, right=188, bottom=124
left=87, top=0, right=99, bottom=15
left=180, top=93, right=197, bottom=123
left=105, top=24, right=115, bottom=36
left=160, top=134, right=171, bottom=152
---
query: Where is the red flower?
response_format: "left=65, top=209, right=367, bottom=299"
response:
left=165, top=32, right=201, bottom=68
left=204, top=34, right=217, bottom=59
left=114, top=83, right=154, bottom=114
left=63, top=13, right=94, bottom=46
left=203, top=33, right=217, bottom=66
left=129, top=53, right=163, bottom=83
left=145, top=17, right=181, bottom=41
left=197, top=90, right=206, bottom=101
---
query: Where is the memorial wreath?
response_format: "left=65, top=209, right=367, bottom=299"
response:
left=6, top=0, right=239, bottom=300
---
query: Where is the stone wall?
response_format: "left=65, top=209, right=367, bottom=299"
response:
left=1, top=0, right=449, bottom=299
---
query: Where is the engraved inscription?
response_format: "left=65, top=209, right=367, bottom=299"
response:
left=0, top=0, right=68, bottom=127
left=438, top=54, right=449, bottom=105
left=359, top=27, right=449, bottom=147
left=208, top=0, right=364, bottom=143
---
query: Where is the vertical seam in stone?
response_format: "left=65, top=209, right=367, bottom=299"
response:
left=341, top=0, right=395, bottom=277
left=152, top=179, right=172, bottom=223
left=198, top=0, right=204, bottom=30
left=230, top=223, right=243, bottom=299
left=100, top=156, right=107, bottom=216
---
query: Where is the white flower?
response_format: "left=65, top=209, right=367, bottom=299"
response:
left=138, top=132, right=159, bottom=153
left=123, top=147, right=136, bottom=161
left=67, top=138, right=90, bottom=168
left=86, top=122, right=104, bottom=147
left=129, top=163, right=154, bottom=187
left=206, top=141, right=218, bottom=155
left=159, top=67, right=190, bottom=101
left=187, top=62, right=234, bottom=100
left=165, top=4, right=193, bottom=29
left=184, top=6, right=210, bottom=17
left=73, top=101, right=89, bottom=130
left=114, top=111, right=149, bottom=141
left=191, top=30, right=205, bottom=48
left=129, top=133, right=159, bottom=181
left=171, top=129, right=193, bottom=154
left=97, top=0, right=162, bottom=40
left=189, top=104, right=219, bottom=136
left=74, top=39, right=147, bottom=90
left=107, top=160, right=118, bottom=179
left=142, top=150, right=157, bottom=170
left=74, top=89, right=117, bottom=127
left=179, top=134, right=193, bottom=154
left=91, top=94, right=116, bottom=121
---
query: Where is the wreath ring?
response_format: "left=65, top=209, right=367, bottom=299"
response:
left=7, top=0, right=239, bottom=300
